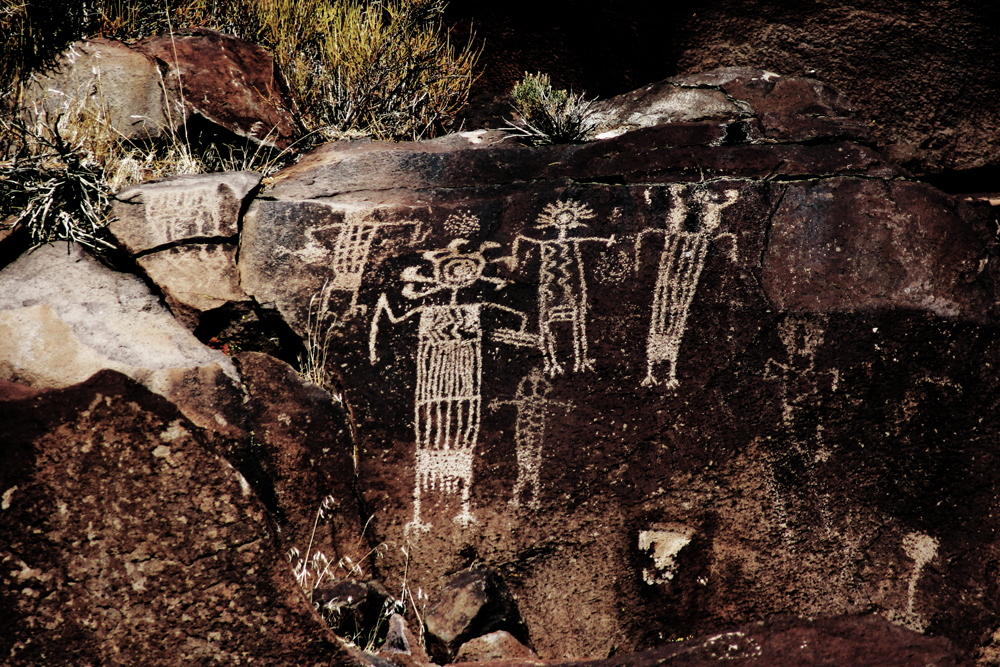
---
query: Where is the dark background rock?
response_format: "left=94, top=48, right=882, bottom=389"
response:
left=448, top=614, right=964, bottom=667
left=233, top=351, right=368, bottom=574
left=238, top=75, right=1000, bottom=661
left=445, top=1, right=1000, bottom=181
left=0, top=370, right=358, bottom=665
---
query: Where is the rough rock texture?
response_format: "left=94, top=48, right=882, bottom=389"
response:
left=238, top=69, right=1000, bottom=661
left=135, top=28, right=300, bottom=149
left=111, top=172, right=261, bottom=253
left=445, top=1, right=1000, bottom=178
left=110, top=171, right=260, bottom=326
left=590, top=68, right=870, bottom=144
left=0, top=370, right=360, bottom=665
left=424, top=568, right=530, bottom=663
left=233, top=351, right=367, bottom=573
left=0, top=243, right=245, bottom=439
left=135, top=243, right=247, bottom=326
left=379, top=613, right=433, bottom=666
left=447, top=614, right=963, bottom=667
left=454, top=630, right=538, bottom=663
left=19, top=38, right=179, bottom=141
left=313, top=579, right=392, bottom=643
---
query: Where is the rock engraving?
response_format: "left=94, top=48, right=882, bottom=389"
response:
left=370, top=240, right=529, bottom=536
left=144, top=185, right=229, bottom=241
left=330, top=218, right=425, bottom=315
left=489, top=368, right=572, bottom=510
left=503, top=200, right=615, bottom=376
left=635, top=186, right=738, bottom=388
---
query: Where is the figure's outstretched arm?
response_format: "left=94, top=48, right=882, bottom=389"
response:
left=486, top=302, right=529, bottom=331
left=369, top=294, right=419, bottom=363
left=499, top=235, right=535, bottom=272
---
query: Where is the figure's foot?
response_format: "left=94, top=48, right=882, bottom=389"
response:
left=575, top=357, right=596, bottom=373
left=404, top=520, right=432, bottom=540
left=544, top=361, right=565, bottom=377
left=453, top=509, right=479, bottom=528
left=641, top=372, right=659, bottom=387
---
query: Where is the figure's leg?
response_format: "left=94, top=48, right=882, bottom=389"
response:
left=541, top=320, right=564, bottom=376
left=453, top=475, right=478, bottom=527
left=404, top=477, right=431, bottom=539
left=571, top=303, right=595, bottom=373
left=509, top=459, right=526, bottom=508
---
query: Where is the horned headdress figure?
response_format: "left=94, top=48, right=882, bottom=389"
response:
left=369, top=238, right=529, bottom=537
left=635, top=186, right=739, bottom=388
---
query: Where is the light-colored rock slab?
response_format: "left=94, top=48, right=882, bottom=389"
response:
left=137, top=243, right=248, bottom=326
left=110, top=171, right=261, bottom=254
left=0, top=244, right=245, bottom=438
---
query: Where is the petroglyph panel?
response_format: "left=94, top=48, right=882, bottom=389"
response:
left=110, top=172, right=260, bottom=253
left=369, top=239, right=531, bottom=536
left=503, top=200, right=615, bottom=377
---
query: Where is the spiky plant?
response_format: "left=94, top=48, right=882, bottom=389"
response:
left=506, top=71, right=600, bottom=145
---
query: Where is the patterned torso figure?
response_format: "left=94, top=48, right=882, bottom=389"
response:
left=490, top=369, right=571, bottom=510
left=370, top=240, right=527, bottom=537
left=330, top=219, right=423, bottom=315
left=412, top=302, right=482, bottom=530
left=505, top=200, right=614, bottom=376
left=636, top=187, right=739, bottom=388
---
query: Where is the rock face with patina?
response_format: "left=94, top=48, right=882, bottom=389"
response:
left=4, top=64, right=1000, bottom=664
left=238, top=68, right=1000, bottom=658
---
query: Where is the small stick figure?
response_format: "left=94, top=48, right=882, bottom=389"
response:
left=489, top=368, right=572, bottom=510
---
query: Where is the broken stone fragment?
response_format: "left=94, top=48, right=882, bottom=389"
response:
left=454, top=630, right=538, bottom=662
left=424, top=568, right=531, bottom=664
left=110, top=171, right=261, bottom=254
left=136, top=243, right=248, bottom=328
left=0, top=243, right=245, bottom=439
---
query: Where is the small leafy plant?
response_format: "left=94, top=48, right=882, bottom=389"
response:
left=506, top=71, right=600, bottom=145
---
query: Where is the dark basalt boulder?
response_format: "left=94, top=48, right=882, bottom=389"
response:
left=0, top=370, right=359, bottom=665
left=236, top=68, right=1000, bottom=659
left=135, top=27, right=301, bottom=150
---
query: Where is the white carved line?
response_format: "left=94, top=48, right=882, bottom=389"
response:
left=145, top=186, right=223, bottom=242
left=490, top=369, right=571, bottom=510
left=370, top=238, right=529, bottom=538
left=505, top=200, right=614, bottom=377
left=637, top=187, right=738, bottom=388
left=329, top=219, right=423, bottom=315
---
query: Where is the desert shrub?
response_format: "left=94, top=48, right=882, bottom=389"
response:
left=506, top=71, right=600, bottom=145
left=4, top=0, right=479, bottom=140
left=245, top=0, right=480, bottom=140
left=0, top=114, right=115, bottom=253
left=0, top=0, right=228, bottom=94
